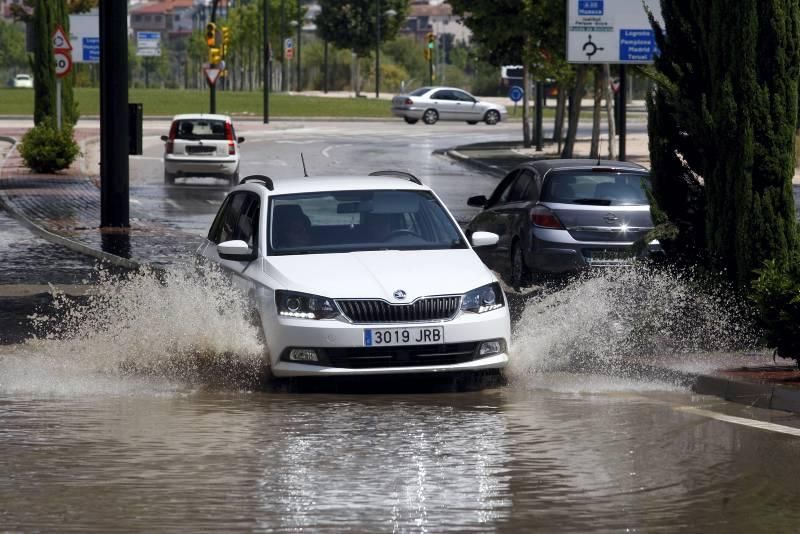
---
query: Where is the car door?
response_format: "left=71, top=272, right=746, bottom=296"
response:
left=493, top=171, right=534, bottom=272
left=429, top=89, right=457, bottom=120
left=201, top=190, right=262, bottom=293
left=452, top=90, right=482, bottom=121
left=466, top=169, right=521, bottom=268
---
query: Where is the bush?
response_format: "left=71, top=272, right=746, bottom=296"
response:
left=18, top=119, right=80, bottom=173
left=751, top=258, right=800, bottom=366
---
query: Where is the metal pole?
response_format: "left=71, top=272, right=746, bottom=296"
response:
left=618, top=64, right=627, bottom=161
left=535, top=81, right=544, bottom=151
left=99, top=0, right=129, bottom=228
left=209, top=0, right=219, bottom=113
left=323, top=40, right=329, bottom=93
left=375, top=0, right=380, bottom=99
left=56, top=79, right=62, bottom=131
left=295, top=6, right=301, bottom=90
left=264, top=0, right=272, bottom=124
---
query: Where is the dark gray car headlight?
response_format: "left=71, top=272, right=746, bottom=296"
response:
left=276, top=290, right=339, bottom=320
left=461, top=283, right=505, bottom=314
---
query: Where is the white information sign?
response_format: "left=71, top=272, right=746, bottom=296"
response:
left=136, top=31, right=162, bottom=57
left=567, top=0, right=662, bottom=64
left=69, top=14, right=100, bottom=63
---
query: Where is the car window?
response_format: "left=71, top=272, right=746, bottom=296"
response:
left=173, top=118, right=228, bottom=141
left=431, top=90, right=452, bottom=100
left=504, top=172, right=533, bottom=203
left=521, top=170, right=541, bottom=201
left=410, top=87, right=431, bottom=96
left=269, top=190, right=467, bottom=255
left=209, top=192, right=260, bottom=247
left=541, top=170, right=650, bottom=206
left=487, top=170, right=520, bottom=207
left=452, top=90, right=474, bottom=102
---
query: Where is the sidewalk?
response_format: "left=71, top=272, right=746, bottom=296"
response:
left=2, top=128, right=800, bottom=412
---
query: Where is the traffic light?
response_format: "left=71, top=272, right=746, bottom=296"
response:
left=427, top=32, right=436, bottom=50
left=205, top=22, right=217, bottom=47
left=221, top=26, right=230, bottom=56
left=209, top=47, right=222, bottom=65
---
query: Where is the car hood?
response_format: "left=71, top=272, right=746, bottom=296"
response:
left=264, top=249, right=494, bottom=300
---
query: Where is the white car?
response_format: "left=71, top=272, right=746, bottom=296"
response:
left=161, top=113, right=244, bottom=185
left=391, top=86, right=508, bottom=125
left=12, top=74, right=33, bottom=88
left=197, top=171, right=511, bottom=378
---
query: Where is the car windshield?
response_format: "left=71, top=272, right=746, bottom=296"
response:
left=409, top=87, right=431, bottom=96
left=541, top=170, right=650, bottom=206
left=173, top=118, right=228, bottom=140
left=269, top=189, right=467, bottom=255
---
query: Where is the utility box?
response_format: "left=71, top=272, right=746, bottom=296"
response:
left=128, top=103, right=143, bottom=155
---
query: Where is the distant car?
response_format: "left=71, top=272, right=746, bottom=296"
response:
left=391, top=86, right=508, bottom=126
left=161, top=113, right=245, bottom=186
left=465, top=159, right=664, bottom=288
left=12, top=74, right=33, bottom=89
left=197, top=171, right=511, bottom=378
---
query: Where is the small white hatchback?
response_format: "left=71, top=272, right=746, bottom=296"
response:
left=161, top=113, right=244, bottom=185
left=197, top=172, right=511, bottom=377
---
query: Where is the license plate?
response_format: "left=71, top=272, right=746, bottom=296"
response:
left=186, top=145, right=216, bottom=155
left=585, top=249, right=635, bottom=263
left=364, top=327, right=444, bottom=347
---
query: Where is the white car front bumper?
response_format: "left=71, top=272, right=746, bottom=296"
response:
left=262, top=306, right=511, bottom=377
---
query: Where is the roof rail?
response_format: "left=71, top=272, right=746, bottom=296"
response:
left=239, top=174, right=274, bottom=190
left=368, top=170, right=423, bottom=186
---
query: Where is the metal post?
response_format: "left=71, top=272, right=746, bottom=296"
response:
left=295, top=6, right=301, bottom=90
left=375, top=0, right=380, bottom=98
left=618, top=64, right=627, bottom=161
left=209, top=0, right=218, bottom=114
left=535, top=81, right=544, bottom=151
left=56, top=79, right=62, bottom=131
left=99, top=0, right=129, bottom=228
left=323, top=40, right=329, bottom=93
left=264, top=0, right=272, bottom=124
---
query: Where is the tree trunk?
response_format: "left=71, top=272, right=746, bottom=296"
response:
left=562, top=65, right=587, bottom=158
left=603, top=64, right=616, bottom=160
left=522, top=65, right=531, bottom=148
left=590, top=66, right=602, bottom=159
left=354, top=54, right=361, bottom=97
left=553, top=85, right=567, bottom=153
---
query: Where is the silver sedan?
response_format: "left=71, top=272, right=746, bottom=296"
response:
left=391, top=86, right=508, bottom=126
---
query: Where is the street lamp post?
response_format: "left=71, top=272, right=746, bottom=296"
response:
left=375, top=4, right=397, bottom=99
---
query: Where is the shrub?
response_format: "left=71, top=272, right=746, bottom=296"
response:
left=751, top=258, right=800, bottom=366
left=18, top=119, right=80, bottom=173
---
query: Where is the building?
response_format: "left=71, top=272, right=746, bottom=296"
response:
left=402, top=1, right=471, bottom=44
left=1, top=0, right=29, bottom=22
left=129, top=0, right=202, bottom=42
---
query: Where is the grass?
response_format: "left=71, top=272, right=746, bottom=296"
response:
left=0, top=88, right=394, bottom=118
left=0, top=87, right=568, bottom=120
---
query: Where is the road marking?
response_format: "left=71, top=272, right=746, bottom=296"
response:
left=130, top=156, right=162, bottom=161
left=130, top=198, right=141, bottom=205
left=275, top=140, right=318, bottom=145
left=163, top=199, right=183, bottom=210
left=676, top=406, right=800, bottom=437
left=206, top=200, right=221, bottom=205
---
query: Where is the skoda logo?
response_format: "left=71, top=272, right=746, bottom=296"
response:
left=393, top=290, right=407, bottom=300
left=604, top=213, right=620, bottom=223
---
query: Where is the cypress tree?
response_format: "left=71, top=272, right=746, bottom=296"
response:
left=32, top=0, right=77, bottom=126
left=648, top=0, right=799, bottom=286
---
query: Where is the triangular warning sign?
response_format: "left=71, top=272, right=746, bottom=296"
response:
left=52, top=25, right=72, bottom=51
left=205, top=68, right=221, bottom=86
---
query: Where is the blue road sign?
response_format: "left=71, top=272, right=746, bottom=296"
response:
left=619, top=29, right=658, bottom=62
left=82, top=37, right=99, bottom=62
left=284, top=38, right=293, bottom=51
left=578, top=0, right=603, bottom=16
left=508, top=85, right=524, bottom=103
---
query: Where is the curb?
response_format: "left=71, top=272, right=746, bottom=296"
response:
left=692, top=373, right=800, bottom=413
left=436, top=149, right=507, bottom=178
left=0, top=137, right=142, bottom=270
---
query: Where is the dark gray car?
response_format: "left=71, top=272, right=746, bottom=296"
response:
left=465, top=159, right=664, bottom=287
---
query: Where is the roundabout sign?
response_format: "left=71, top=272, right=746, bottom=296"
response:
left=508, top=85, right=524, bottom=103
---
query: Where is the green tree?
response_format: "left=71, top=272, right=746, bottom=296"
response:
left=0, top=20, right=28, bottom=74
left=648, top=0, right=799, bottom=286
left=315, top=0, right=407, bottom=96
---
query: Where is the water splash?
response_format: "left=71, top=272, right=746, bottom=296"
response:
left=507, top=264, right=761, bottom=388
left=0, top=264, right=267, bottom=395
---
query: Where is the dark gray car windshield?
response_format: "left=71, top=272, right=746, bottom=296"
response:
left=269, top=190, right=467, bottom=255
left=541, top=170, right=650, bottom=206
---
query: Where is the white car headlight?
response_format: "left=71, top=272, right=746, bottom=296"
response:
left=276, top=290, right=339, bottom=320
left=461, top=283, right=505, bottom=314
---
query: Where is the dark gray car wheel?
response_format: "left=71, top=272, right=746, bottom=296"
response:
left=510, top=243, right=532, bottom=289
left=404, top=117, right=418, bottom=124
left=484, top=110, right=501, bottom=125
left=422, top=109, right=439, bottom=125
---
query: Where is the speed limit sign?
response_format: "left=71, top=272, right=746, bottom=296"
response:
left=54, top=51, right=72, bottom=77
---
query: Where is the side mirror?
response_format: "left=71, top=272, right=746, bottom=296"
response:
left=160, top=135, right=169, bottom=142
left=471, top=231, right=499, bottom=248
left=237, top=137, right=245, bottom=144
left=467, top=195, right=488, bottom=208
left=217, top=239, right=255, bottom=260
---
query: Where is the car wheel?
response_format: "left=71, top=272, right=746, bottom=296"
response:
left=467, top=121, right=478, bottom=125
left=404, top=117, right=419, bottom=125
left=484, top=110, right=501, bottom=125
left=510, top=242, right=532, bottom=289
left=164, top=170, right=175, bottom=185
left=229, top=170, right=240, bottom=186
left=422, top=109, right=439, bottom=125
